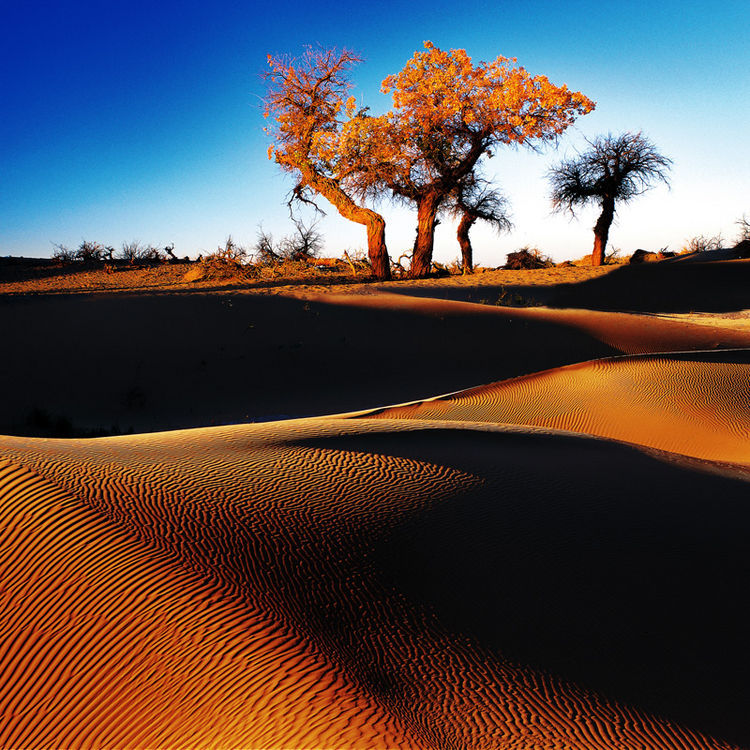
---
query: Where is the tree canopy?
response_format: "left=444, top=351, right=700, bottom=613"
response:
left=265, top=42, right=595, bottom=278
left=264, top=48, right=391, bottom=279
left=549, top=132, right=672, bottom=265
left=349, top=42, right=595, bottom=275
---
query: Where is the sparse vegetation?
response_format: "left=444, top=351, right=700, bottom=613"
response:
left=735, top=214, right=750, bottom=244
left=682, top=234, right=723, bottom=254
left=504, top=247, right=553, bottom=270
left=51, top=243, right=76, bottom=263
left=118, top=241, right=167, bottom=263
left=51, top=239, right=173, bottom=265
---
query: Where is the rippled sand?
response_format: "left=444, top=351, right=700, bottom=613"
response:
left=364, top=349, right=750, bottom=466
left=2, top=281, right=750, bottom=748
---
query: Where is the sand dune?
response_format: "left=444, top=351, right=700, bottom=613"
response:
left=1, top=416, right=748, bottom=748
left=362, top=348, right=750, bottom=466
left=3, top=279, right=750, bottom=748
left=4, top=290, right=750, bottom=437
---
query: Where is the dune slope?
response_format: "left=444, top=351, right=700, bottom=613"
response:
left=1, top=418, right=748, bottom=748
left=4, top=290, right=750, bottom=436
left=363, top=348, right=750, bottom=466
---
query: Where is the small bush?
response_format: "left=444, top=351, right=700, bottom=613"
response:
left=277, top=218, right=324, bottom=261
left=604, top=246, right=629, bottom=265
left=504, top=246, right=554, bottom=270
left=51, top=243, right=76, bottom=263
left=201, top=236, right=253, bottom=279
left=735, top=214, right=750, bottom=244
left=682, top=234, right=723, bottom=254
left=75, top=240, right=107, bottom=263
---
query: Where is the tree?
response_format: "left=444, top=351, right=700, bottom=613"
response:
left=264, top=48, right=391, bottom=280
left=549, top=132, right=672, bottom=266
left=448, top=175, right=511, bottom=272
left=348, top=42, right=594, bottom=277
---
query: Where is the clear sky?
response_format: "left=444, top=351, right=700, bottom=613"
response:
left=2, top=0, right=748, bottom=264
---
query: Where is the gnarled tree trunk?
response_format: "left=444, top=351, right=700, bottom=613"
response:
left=363, top=214, right=389, bottom=280
left=411, top=193, right=442, bottom=278
left=592, top=195, right=615, bottom=266
left=307, top=173, right=391, bottom=280
left=456, top=212, right=476, bottom=272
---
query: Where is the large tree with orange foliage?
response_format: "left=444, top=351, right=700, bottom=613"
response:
left=350, top=43, right=595, bottom=277
left=264, top=48, right=391, bottom=280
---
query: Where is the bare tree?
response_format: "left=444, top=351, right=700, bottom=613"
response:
left=278, top=218, right=325, bottom=261
left=549, top=132, right=672, bottom=266
left=448, top=176, right=512, bottom=272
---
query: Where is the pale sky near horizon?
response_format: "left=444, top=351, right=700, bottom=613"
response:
left=2, top=0, right=748, bottom=265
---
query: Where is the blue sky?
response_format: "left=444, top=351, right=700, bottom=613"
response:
left=2, top=0, right=748, bottom=264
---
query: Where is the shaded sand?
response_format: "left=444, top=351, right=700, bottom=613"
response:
left=311, top=291, right=750, bottom=356
left=1, top=419, right=748, bottom=748
left=376, top=257, right=750, bottom=314
left=5, top=290, right=750, bottom=437
left=362, top=349, right=750, bottom=466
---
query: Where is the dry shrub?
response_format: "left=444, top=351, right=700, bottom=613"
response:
left=118, top=241, right=167, bottom=263
left=253, top=227, right=280, bottom=265
left=341, top=248, right=371, bottom=275
left=277, top=218, right=324, bottom=261
left=504, top=246, right=553, bottom=270
left=75, top=240, right=107, bottom=263
left=682, top=234, right=723, bottom=254
left=51, top=243, right=76, bottom=263
left=735, top=214, right=750, bottom=244
left=201, top=237, right=253, bottom=279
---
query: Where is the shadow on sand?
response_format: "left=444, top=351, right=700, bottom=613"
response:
left=385, top=259, right=750, bottom=314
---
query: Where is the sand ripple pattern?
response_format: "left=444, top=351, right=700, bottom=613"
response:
left=365, top=349, right=750, bottom=465
left=1, top=417, right=745, bottom=749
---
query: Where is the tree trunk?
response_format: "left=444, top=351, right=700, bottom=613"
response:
left=365, top=215, right=389, bottom=280
left=411, top=193, right=442, bottom=278
left=592, top=196, right=615, bottom=267
left=457, top=212, right=476, bottom=272
left=306, top=173, right=391, bottom=280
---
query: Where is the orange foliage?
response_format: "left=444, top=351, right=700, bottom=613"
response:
left=264, top=42, right=594, bottom=278
left=264, top=48, right=391, bottom=279
left=342, top=42, right=594, bottom=199
left=264, top=48, right=359, bottom=182
left=345, top=42, right=594, bottom=276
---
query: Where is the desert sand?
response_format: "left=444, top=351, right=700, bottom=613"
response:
left=1, top=257, right=750, bottom=748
